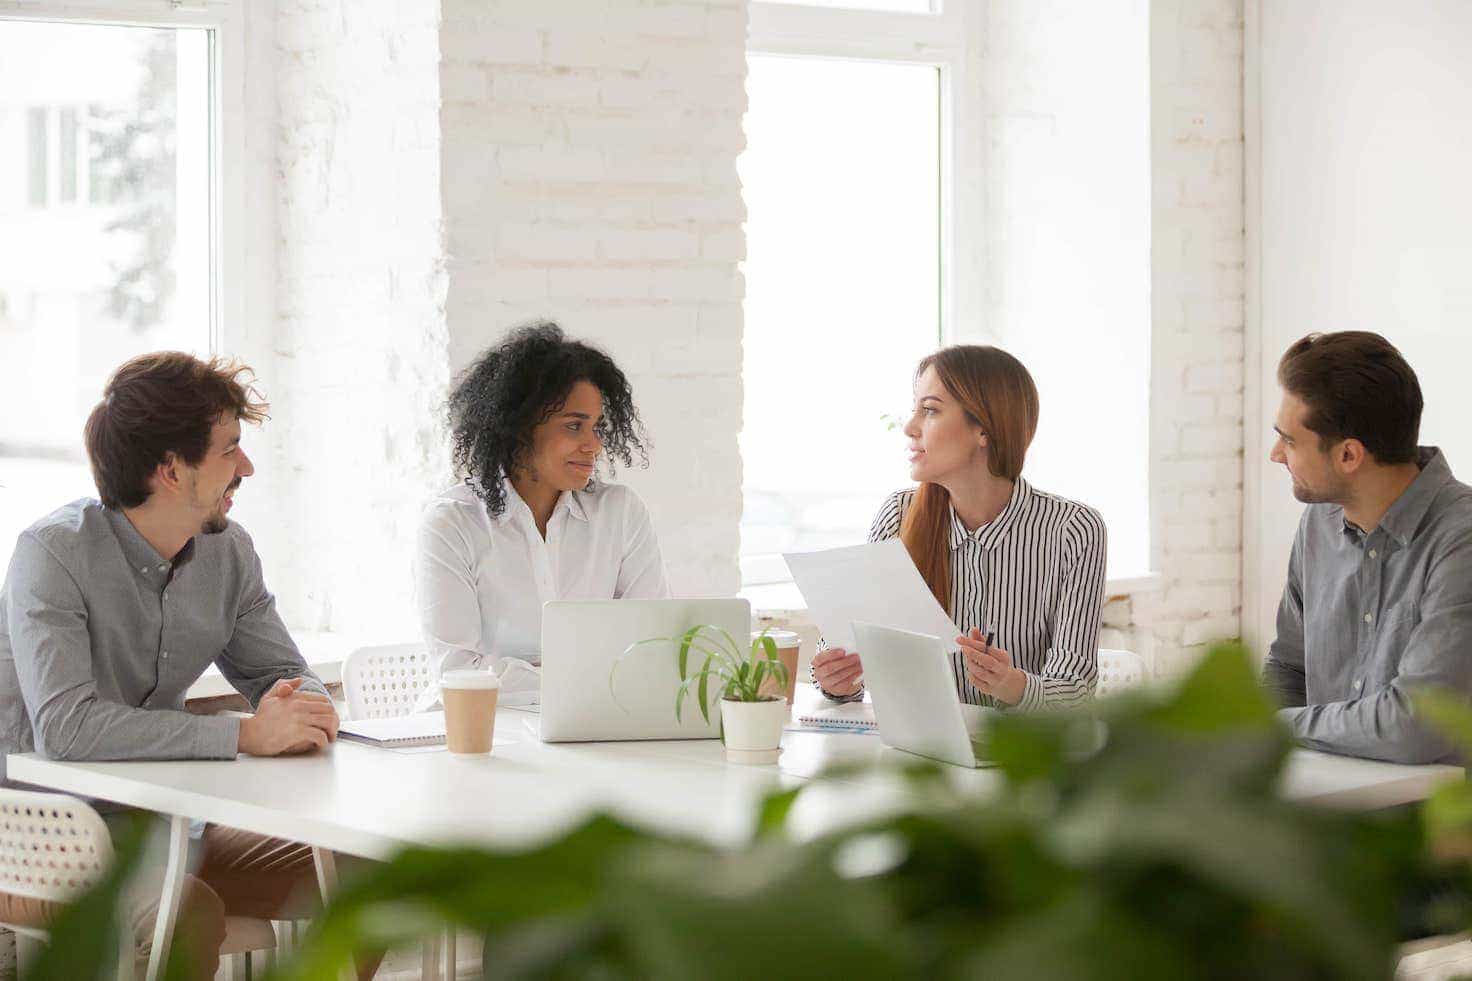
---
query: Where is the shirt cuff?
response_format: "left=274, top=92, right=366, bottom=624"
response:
left=194, top=714, right=241, bottom=759
left=1014, top=671, right=1046, bottom=712
left=1277, top=705, right=1307, bottom=733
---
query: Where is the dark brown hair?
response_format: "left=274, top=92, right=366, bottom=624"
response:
left=83, top=352, right=269, bottom=508
left=1277, top=331, right=1422, bottom=465
left=899, top=345, right=1040, bottom=608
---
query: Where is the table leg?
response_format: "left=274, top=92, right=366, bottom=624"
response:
left=312, top=847, right=338, bottom=899
left=312, top=848, right=356, bottom=981
left=144, top=814, right=190, bottom=981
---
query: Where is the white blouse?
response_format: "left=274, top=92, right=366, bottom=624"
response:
left=413, top=478, right=670, bottom=706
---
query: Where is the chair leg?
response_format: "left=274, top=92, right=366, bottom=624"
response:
left=15, top=931, right=43, bottom=978
left=442, top=928, right=457, bottom=981
left=421, top=933, right=440, bottom=980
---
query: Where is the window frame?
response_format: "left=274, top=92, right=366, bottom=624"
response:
left=0, top=0, right=248, bottom=357
left=739, top=2, right=986, bottom=592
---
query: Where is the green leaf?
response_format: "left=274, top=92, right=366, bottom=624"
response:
left=678, top=625, right=699, bottom=682
left=756, top=786, right=803, bottom=839
left=697, top=657, right=712, bottom=725
left=1145, top=641, right=1275, bottom=734
left=1415, top=689, right=1472, bottom=754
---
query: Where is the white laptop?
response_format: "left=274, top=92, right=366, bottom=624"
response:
left=539, top=598, right=751, bottom=742
left=852, top=620, right=990, bottom=768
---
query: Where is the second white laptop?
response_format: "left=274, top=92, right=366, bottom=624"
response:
left=539, top=598, right=751, bottom=742
left=852, top=620, right=990, bottom=769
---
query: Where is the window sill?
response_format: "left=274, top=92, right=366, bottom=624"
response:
left=739, top=571, right=1164, bottom=619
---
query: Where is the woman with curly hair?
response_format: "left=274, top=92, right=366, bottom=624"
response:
left=414, top=322, right=669, bottom=707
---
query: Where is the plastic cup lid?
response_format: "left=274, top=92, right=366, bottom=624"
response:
left=441, top=669, right=500, bottom=690
left=752, top=629, right=802, bottom=648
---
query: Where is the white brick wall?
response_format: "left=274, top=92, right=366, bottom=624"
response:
left=266, top=0, right=451, bottom=636
left=439, top=0, right=748, bottom=598
left=1132, top=0, right=1246, bottom=676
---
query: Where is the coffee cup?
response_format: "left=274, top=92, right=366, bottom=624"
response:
left=441, top=669, right=499, bottom=755
left=753, top=629, right=803, bottom=704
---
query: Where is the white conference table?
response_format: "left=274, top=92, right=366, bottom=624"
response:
left=7, top=694, right=1464, bottom=979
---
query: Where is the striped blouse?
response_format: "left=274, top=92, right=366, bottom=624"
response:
left=849, top=479, right=1107, bottom=711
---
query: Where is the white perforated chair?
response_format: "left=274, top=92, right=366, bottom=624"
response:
left=341, top=644, right=435, bottom=721
left=0, top=788, right=274, bottom=980
left=340, top=643, right=458, bottom=979
left=1097, top=648, right=1148, bottom=699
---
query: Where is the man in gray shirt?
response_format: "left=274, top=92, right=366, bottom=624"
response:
left=1263, top=331, right=1472, bottom=765
left=0, top=352, right=374, bottom=979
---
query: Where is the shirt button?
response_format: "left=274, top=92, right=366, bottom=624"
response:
left=1363, top=613, right=1374, bottom=624
left=162, top=651, right=169, bottom=659
left=157, top=564, right=167, bottom=572
left=1369, top=549, right=1378, bottom=558
left=1354, top=680, right=1363, bottom=692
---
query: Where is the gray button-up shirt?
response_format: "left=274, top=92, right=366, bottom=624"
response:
left=0, top=499, right=326, bottom=783
left=1263, top=447, right=1472, bottom=764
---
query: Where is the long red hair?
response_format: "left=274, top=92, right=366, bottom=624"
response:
left=898, top=346, right=1039, bottom=609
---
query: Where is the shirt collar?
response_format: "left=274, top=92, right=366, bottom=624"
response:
left=495, top=478, right=589, bottom=526
left=947, top=478, right=1031, bottom=551
left=1367, top=446, right=1452, bottom=547
left=103, top=505, right=193, bottom=575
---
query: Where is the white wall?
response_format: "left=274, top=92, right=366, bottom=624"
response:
left=258, top=0, right=451, bottom=635
left=1133, top=0, right=1246, bottom=676
left=984, top=0, right=1153, bottom=581
left=1245, top=0, right=1472, bottom=652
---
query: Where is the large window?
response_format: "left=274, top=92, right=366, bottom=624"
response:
left=739, top=55, right=941, bottom=584
left=0, top=17, right=213, bottom=570
left=739, top=2, right=981, bottom=602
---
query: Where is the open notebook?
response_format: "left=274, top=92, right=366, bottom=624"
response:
left=339, top=712, right=447, bottom=748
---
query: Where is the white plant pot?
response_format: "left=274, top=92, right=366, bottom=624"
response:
left=720, top=697, right=788, bottom=765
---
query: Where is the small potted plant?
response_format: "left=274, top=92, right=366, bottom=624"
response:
left=618, top=625, right=791, bottom=764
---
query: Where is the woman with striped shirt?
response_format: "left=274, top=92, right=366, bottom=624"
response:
left=812, top=345, right=1107, bottom=710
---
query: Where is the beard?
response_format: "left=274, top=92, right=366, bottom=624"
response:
left=1290, top=472, right=1347, bottom=505
left=200, top=478, right=241, bottom=535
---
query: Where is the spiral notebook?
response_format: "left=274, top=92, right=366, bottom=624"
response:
left=791, top=702, right=877, bottom=734
left=339, top=712, right=447, bottom=748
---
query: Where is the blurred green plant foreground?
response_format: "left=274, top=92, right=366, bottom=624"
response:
left=36, top=644, right=1472, bottom=980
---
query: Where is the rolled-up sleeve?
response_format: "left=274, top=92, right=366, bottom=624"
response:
left=216, top=530, right=326, bottom=706
left=1281, top=534, right=1472, bottom=764
left=8, top=533, right=239, bottom=763
left=1015, top=508, right=1106, bottom=711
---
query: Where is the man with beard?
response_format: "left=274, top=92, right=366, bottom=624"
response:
left=1263, top=331, right=1472, bottom=764
left=0, top=352, right=376, bottom=979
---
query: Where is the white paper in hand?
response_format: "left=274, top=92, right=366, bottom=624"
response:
left=783, top=539, right=961, bottom=652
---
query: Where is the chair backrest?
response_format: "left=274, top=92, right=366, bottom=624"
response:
left=0, top=788, right=114, bottom=905
left=341, top=644, right=434, bottom=720
left=1097, top=648, right=1148, bottom=699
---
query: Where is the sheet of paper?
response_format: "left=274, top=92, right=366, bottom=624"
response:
left=783, top=539, right=961, bottom=652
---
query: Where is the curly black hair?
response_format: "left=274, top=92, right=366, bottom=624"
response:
left=448, top=321, right=650, bottom=518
